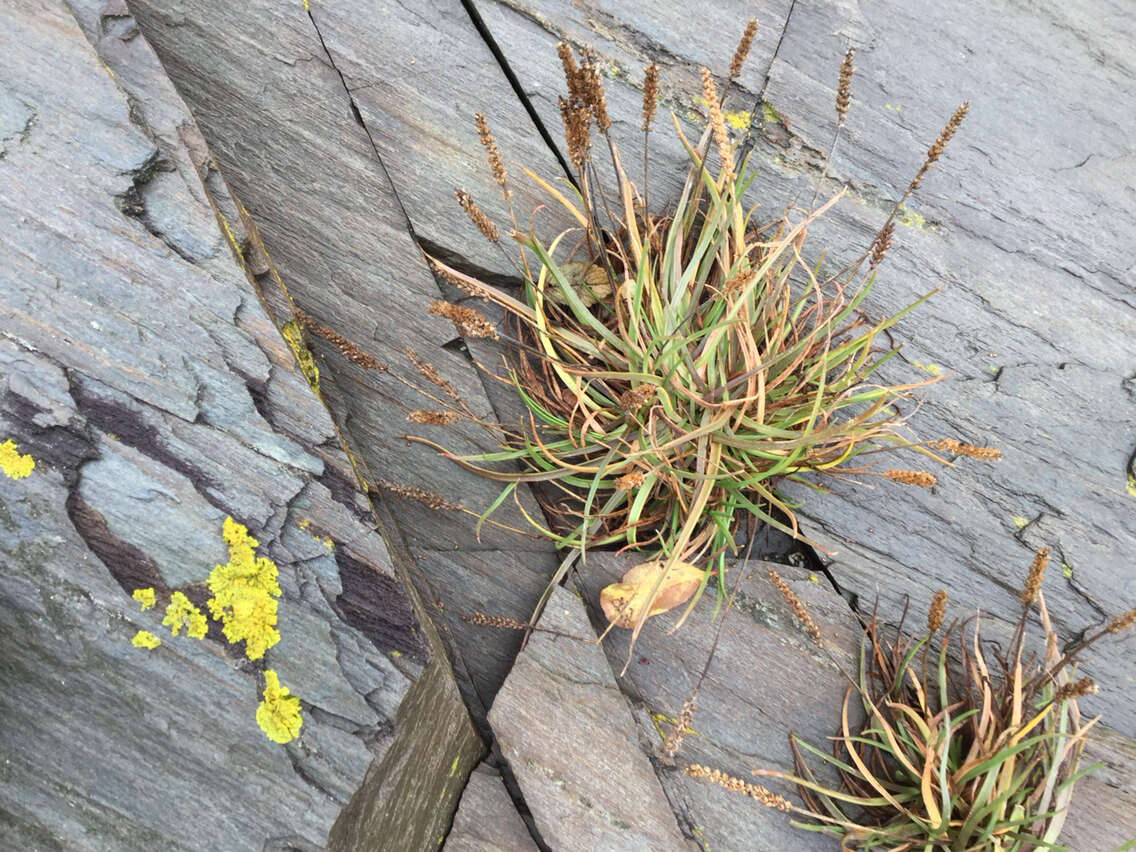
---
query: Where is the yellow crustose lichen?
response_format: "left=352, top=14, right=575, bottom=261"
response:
left=207, top=516, right=282, bottom=660
left=131, top=630, right=161, bottom=649
left=162, top=591, right=208, bottom=639
left=256, top=670, right=303, bottom=743
left=0, top=439, right=35, bottom=479
left=126, top=518, right=302, bottom=743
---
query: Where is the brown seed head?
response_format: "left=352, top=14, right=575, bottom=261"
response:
left=462, top=611, right=527, bottom=630
left=723, top=269, right=754, bottom=294
left=559, top=95, right=592, bottom=171
left=406, top=409, right=463, bottom=425
left=614, top=470, right=645, bottom=490
left=684, top=765, right=793, bottom=811
left=927, top=589, right=947, bottom=633
left=767, top=566, right=822, bottom=644
left=729, top=18, right=758, bottom=80
left=375, top=478, right=459, bottom=511
left=454, top=188, right=499, bottom=243
left=869, top=222, right=894, bottom=270
left=293, top=309, right=388, bottom=371
left=556, top=41, right=584, bottom=99
left=836, top=48, right=854, bottom=125
left=407, top=348, right=461, bottom=402
left=909, top=101, right=969, bottom=192
left=1055, top=677, right=1098, bottom=702
left=1020, top=546, right=1050, bottom=608
left=641, top=62, right=659, bottom=132
left=429, top=259, right=486, bottom=300
left=1107, top=607, right=1136, bottom=634
left=581, top=58, right=612, bottom=133
left=427, top=300, right=499, bottom=340
left=884, top=469, right=936, bottom=487
left=661, top=697, right=696, bottom=759
left=619, top=386, right=655, bottom=411
left=931, top=438, right=1002, bottom=461
left=474, top=113, right=509, bottom=198
left=700, top=68, right=735, bottom=184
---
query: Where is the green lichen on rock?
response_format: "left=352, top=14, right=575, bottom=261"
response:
left=281, top=320, right=320, bottom=394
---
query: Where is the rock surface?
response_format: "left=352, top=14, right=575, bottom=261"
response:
left=489, top=584, right=694, bottom=851
left=0, top=1, right=479, bottom=849
left=446, top=763, right=539, bottom=852
left=2, top=0, right=1131, bottom=849
left=124, top=0, right=563, bottom=727
left=575, top=555, right=860, bottom=851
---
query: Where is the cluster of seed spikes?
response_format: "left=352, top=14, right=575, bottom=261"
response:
left=398, top=20, right=989, bottom=639
left=683, top=549, right=1136, bottom=849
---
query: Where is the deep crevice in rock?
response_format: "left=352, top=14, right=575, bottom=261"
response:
left=460, top=0, right=575, bottom=182
left=736, top=0, right=799, bottom=165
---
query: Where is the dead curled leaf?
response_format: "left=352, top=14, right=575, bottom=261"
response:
left=599, top=559, right=705, bottom=628
left=547, top=261, right=613, bottom=307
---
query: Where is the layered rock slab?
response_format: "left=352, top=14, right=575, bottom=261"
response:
left=488, top=584, right=694, bottom=851
left=445, top=763, right=539, bottom=852
left=124, top=0, right=562, bottom=727
left=0, top=1, right=478, bottom=848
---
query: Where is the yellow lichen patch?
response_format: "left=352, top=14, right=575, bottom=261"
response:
left=0, top=439, right=35, bottom=480
left=724, top=109, right=751, bottom=131
left=1012, top=516, right=1029, bottom=529
left=256, top=669, right=302, bottom=743
left=163, top=591, right=208, bottom=639
left=297, top=517, right=334, bottom=550
left=760, top=101, right=782, bottom=125
left=884, top=103, right=903, bottom=111
left=131, top=630, right=161, bottom=649
left=896, top=203, right=927, bottom=230
left=1127, top=474, right=1136, bottom=498
left=281, top=321, right=320, bottom=394
left=911, top=361, right=943, bottom=376
left=132, top=587, right=156, bottom=611
left=206, top=517, right=281, bottom=660
left=1062, top=563, right=1073, bottom=579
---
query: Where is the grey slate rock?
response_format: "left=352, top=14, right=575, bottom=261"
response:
left=446, top=763, right=539, bottom=852
left=489, top=585, right=694, bottom=852
left=574, top=554, right=858, bottom=852
left=0, top=1, right=479, bottom=849
left=123, top=0, right=565, bottom=730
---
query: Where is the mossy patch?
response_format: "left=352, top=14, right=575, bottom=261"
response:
left=281, top=320, right=320, bottom=394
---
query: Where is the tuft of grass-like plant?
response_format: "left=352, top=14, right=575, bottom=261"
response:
left=687, top=548, right=1136, bottom=850
left=408, top=24, right=987, bottom=636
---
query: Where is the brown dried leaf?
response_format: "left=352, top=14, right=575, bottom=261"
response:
left=547, top=261, right=613, bottom=307
left=599, top=559, right=705, bottom=628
